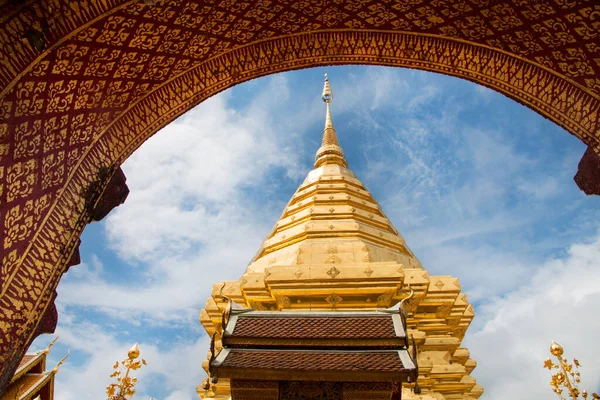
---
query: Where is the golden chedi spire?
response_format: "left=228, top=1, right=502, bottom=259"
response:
left=199, top=72, right=483, bottom=400
left=245, top=71, right=418, bottom=274
left=314, top=73, right=348, bottom=168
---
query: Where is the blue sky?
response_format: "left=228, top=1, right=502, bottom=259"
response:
left=29, top=66, right=600, bottom=399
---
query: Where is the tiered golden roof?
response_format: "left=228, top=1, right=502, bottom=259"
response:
left=199, top=75, right=483, bottom=399
left=2, top=336, right=68, bottom=400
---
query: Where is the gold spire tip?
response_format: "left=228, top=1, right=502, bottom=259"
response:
left=322, top=72, right=332, bottom=103
left=314, top=71, right=347, bottom=168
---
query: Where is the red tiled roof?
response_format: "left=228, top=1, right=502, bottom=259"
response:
left=16, top=355, right=36, bottom=371
left=1, top=374, right=49, bottom=400
left=219, top=350, right=405, bottom=372
left=11, top=353, right=44, bottom=384
left=231, top=315, right=397, bottom=339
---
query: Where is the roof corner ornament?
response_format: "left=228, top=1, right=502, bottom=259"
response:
left=202, top=333, right=219, bottom=394
left=383, top=286, right=414, bottom=314
left=399, top=286, right=414, bottom=311
left=410, top=335, right=421, bottom=394
left=221, top=296, right=233, bottom=330
left=208, top=333, right=217, bottom=379
left=42, top=334, right=59, bottom=355
left=51, top=349, right=70, bottom=374
left=218, top=283, right=252, bottom=332
left=217, top=283, right=231, bottom=331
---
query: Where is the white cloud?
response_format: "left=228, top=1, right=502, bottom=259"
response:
left=106, top=85, right=302, bottom=261
left=464, top=235, right=600, bottom=399
left=165, top=391, right=193, bottom=400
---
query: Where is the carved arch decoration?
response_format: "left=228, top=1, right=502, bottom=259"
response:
left=0, top=0, right=599, bottom=393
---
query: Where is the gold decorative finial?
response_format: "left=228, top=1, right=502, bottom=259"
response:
left=545, top=341, right=599, bottom=399
left=399, top=287, right=414, bottom=311
left=51, top=349, right=70, bottom=374
left=314, top=72, right=348, bottom=168
left=550, top=341, right=564, bottom=356
left=321, top=72, right=335, bottom=135
left=107, top=344, right=148, bottom=399
left=322, top=72, right=333, bottom=103
left=201, top=333, right=220, bottom=396
left=42, top=335, right=59, bottom=355
left=128, top=343, right=140, bottom=360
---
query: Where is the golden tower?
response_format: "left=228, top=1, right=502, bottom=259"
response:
left=199, top=75, right=483, bottom=400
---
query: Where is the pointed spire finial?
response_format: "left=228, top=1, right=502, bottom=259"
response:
left=42, top=334, right=59, bottom=355
left=314, top=72, right=348, bottom=168
left=51, top=349, right=70, bottom=374
left=322, top=71, right=333, bottom=103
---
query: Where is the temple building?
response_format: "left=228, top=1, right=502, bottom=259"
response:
left=1, top=337, right=67, bottom=400
left=198, top=75, right=483, bottom=400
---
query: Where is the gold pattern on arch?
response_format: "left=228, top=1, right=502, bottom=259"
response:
left=1, top=0, right=599, bottom=394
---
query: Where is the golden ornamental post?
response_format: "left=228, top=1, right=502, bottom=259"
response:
left=106, top=344, right=151, bottom=400
left=545, top=341, right=599, bottom=399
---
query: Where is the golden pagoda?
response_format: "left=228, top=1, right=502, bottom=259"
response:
left=199, top=74, right=483, bottom=400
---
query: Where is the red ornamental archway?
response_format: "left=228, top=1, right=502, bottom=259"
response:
left=1, top=0, right=599, bottom=394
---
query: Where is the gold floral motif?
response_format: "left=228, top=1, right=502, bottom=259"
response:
left=129, top=22, right=167, bottom=51
left=275, top=295, right=291, bottom=308
left=106, top=344, right=148, bottom=399
left=1, top=0, right=600, bottom=391
left=84, top=47, right=121, bottom=77
left=41, top=151, right=65, bottom=190
left=326, top=266, right=340, bottom=278
left=6, top=160, right=37, bottom=202
left=376, top=293, right=392, bottom=307
left=325, top=293, right=342, bottom=307
left=545, top=341, right=599, bottom=399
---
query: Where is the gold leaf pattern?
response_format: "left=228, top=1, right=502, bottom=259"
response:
left=1, top=0, right=600, bottom=389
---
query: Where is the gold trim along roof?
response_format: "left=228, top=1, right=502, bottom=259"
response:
left=10, top=354, right=45, bottom=385
left=1, top=373, right=53, bottom=400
